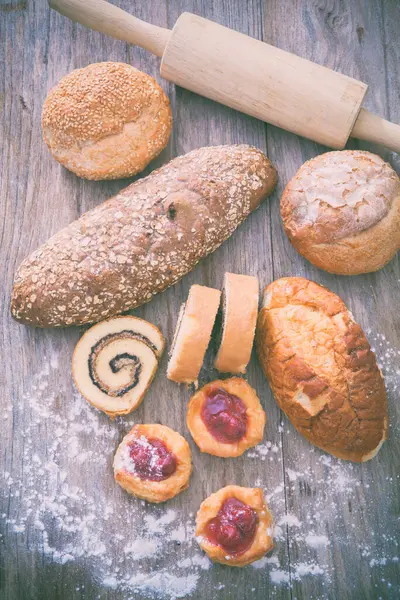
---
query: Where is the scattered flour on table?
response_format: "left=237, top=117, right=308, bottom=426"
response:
left=1, top=334, right=399, bottom=598
left=304, top=534, right=330, bottom=549
left=247, top=440, right=281, bottom=461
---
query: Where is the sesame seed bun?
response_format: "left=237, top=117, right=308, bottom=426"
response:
left=42, top=62, right=172, bottom=180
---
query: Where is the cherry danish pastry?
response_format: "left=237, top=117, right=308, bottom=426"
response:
left=113, top=424, right=192, bottom=503
left=196, top=485, right=274, bottom=567
left=187, top=378, right=266, bottom=457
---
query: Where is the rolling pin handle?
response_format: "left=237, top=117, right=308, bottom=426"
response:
left=351, top=108, right=400, bottom=154
left=48, top=0, right=171, bottom=58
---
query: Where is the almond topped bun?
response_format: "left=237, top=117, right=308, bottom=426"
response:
left=281, top=150, right=400, bottom=274
left=256, top=277, right=388, bottom=462
left=42, top=62, right=172, bottom=180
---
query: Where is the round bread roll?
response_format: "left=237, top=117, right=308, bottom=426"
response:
left=280, top=150, right=400, bottom=274
left=42, top=62, right=172, bottom=180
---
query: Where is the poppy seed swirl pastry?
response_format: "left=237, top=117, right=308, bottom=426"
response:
left=187, top=378, right=266, bottom=457
left=281, top=150, right=400, bottom=274
left=256, top=277, right=388, bottom=462
left=114, top=424, right=192, bottom=503
left=72, top=316, right=165, bottom=418
left=196, top=486, right=274, bottom=567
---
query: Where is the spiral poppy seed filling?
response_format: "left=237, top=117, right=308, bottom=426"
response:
left=88, top=330, right=157, bottom=397
left=72, top=316, right=165, bottom=418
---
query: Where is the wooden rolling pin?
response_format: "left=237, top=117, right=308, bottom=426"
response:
left=49, top=0, right=400, bottom=152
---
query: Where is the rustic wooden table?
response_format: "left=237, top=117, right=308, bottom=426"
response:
left=1, top=1, right=399, bottom=599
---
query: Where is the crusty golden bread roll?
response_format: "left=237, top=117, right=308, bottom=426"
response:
left=42, top=62, right=172, bottom=180
left=11, top=145, right=277, bottom=327
left=214, top=272, right=259, bottom=374
left=256, top=277, right=388, bottom=462
left=167, top=285, right=221, bottom=384
left=280, top=150, right=400, bottom=274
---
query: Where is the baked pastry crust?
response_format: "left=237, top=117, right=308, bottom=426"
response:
left=113, top=424, right=192, bottom=503
left=167, top=285, right=221, bottom=384
left=11, top=145, right=277, bottom=327
left=256, top=277, right=388, bottom=461
left=72, top=316, right=165, bottom=418
left=196, top=485, right=274, bottom=567
left=214, top=272, right=259, bottom=374
left=187, top=377, right=266, bottom=457
left=42, top=62, right=172, bottom=180
left=281, top=150, right=400, bottom=274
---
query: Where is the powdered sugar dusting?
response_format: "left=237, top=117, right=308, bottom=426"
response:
left=247, top=440, right=281, bottom=461
left=304, top=534, right=329, bottom=549
left=0, top=358, right=202, bottom=599
left=1, top=332, right=399, bottom=598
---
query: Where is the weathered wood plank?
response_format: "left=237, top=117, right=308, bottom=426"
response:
left=263, top=1, right=400, bottom=599
left=0, top=1, right=399, bottom=599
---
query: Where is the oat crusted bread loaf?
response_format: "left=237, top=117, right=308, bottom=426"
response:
left=256, top=277, right=388, bottom=462
left=42, top=62, right=172, bottom=180
left=11, top=145, right=277, bottom=327
left=281, top=150, right=400, bottom=274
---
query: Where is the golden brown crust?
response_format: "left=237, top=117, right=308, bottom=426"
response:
left=113, top=424, right=192, bottom=503
left=11, top=145, right=277, bottom=327
left=281, top=150, right=400, bottom=274
left=187, top=378, right=266, bottom=457
left=256, top=277, right=388, bottom=462
left=42, top=62, right=172, bottom=180
left=167, top=285, right=221, bottom=384
left=195, top=485, right=274, bottom=567
left=214, top=273, right=259, bottom=373
left=72, top=316, right=165, bottom=419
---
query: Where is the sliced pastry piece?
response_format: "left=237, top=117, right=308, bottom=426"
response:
left=113, top=424, right=192, bottom=503
left=214, top=273, right=259, bottom=373
left=167, top=284, right=221, bottom=384
left=196, top=485, right=274, bottom=567
left=187, top=377, right=266, bottom=457
left=72, top=316, right=165, bottom=418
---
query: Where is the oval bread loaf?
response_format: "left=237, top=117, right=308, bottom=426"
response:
left=256, top=277, right=388, bottom=462
left=11, top=145, right=277, bottom=327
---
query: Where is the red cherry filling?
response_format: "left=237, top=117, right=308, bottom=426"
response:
left=205, top=497, right=258, bottom=555
left=201, top=388, right=247, bottom=443
left=129, top=437, right=177, bottom=481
